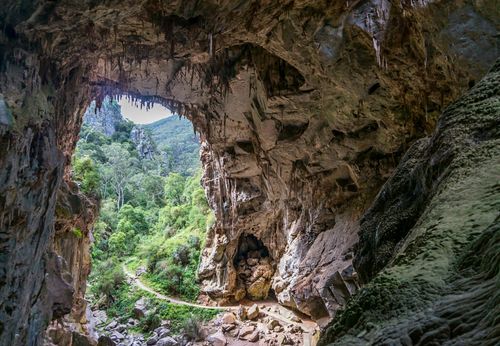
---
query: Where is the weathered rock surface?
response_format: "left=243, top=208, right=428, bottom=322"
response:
left=130, top=126, right=157, bottom=160
left=320, top=59, right=500, bottom=345
left=0, top=1, right=498, bottom=345
left=83, top=97, right=123, bottom=137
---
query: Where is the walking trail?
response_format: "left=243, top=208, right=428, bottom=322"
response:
left=122, top=265, right=319, bottom=345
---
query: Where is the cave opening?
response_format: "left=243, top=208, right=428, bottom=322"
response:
left=234, top=234, right=276, bottom=301
left=74, top=94, right=214, bottom=313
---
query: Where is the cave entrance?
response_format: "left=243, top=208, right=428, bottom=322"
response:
left=234, top=234, right=276, bottom=301
left=76, top=95, right=212, bottom=306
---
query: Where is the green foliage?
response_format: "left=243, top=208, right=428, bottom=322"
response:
left=144, top=116, right=200, bottom=176
left=139, top=310, right=162, bottom=332
left=155, top=302, right=218, bottom=334
left=164, top=173, right=186, bottom=205
left=182, top=316, right=203, bottom=341
left=72, top=227, right=83, bottom=238
left=105, top=282, right=142, bottom=318
left=79, top=102, right=214, bottom=332
left=89, top=258, right=126, bottom=302
left=72, top=155, right=100, bottom=194
left=111, top=120, right=135, bottom=143
left=138, top=225, right=207, bottom=301
left=103, top=282, right=217, bottom=334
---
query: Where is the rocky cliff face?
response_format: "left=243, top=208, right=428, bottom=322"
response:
left=0, top=1, right=498, bottom=345
left=130, top=126, right=157, bottom=160
left=320, top=57, right=500, bottom=346
left=83, top=97, right=123, bottom=137
left=44, top=180, right=98, bottom=346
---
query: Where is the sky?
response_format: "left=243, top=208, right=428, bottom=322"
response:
left=118, top=98, right=172, bottom=124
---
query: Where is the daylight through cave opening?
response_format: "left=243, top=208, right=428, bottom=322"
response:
left=75, top=95, right=213, bottom=312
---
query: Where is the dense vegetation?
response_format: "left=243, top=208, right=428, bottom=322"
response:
left=145, top=116, right=201, bottom=177
left=74, top=100, right=214, bottom=331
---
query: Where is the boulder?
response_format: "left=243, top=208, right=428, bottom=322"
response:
left=133, top=298, right=147, bottom=319
left=243, top=330, right=260, bottom=342
left=97, top=335, right=116, bottom=346
left=221, top=312, right=236, bottom=324
left=115, top=324, right=126, bottom=333
left=146, top=336, right=158, bottom=345
left=93, top=310, right=108, bottom=326
left=238, top=325, right=255, bottom=338
left=222, top=324, right=236, bottom=332
left=247, top=304, right=259, bottom=320
left=277, top=334, right=294, bottom=345
left=247, top=277, right=271, bottom=300
left=156, top=336, right=178, bottom=346
left=110, top=331, right=124, bottom=341
left=207, top=331, right=227, bottom=346
left=237, top=306, right=247, bottom=320
left=267, top=319, right=281, bottom=330
left=106, top=321, right=117, bottom=330
left=72, top=331, right=96, bottom=346
left=158, top=329, right=171, bottom=339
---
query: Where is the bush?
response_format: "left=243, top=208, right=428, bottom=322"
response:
left=140, top=310, right=161, bottom=332
left=182, top=316, right=203, bottom=341
left=72, top=155, right=100, bottom=194
left=90, top=259, right=125, bottom=302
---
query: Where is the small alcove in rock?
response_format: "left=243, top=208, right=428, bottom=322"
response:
left=234, top=234, right=275, bottom=300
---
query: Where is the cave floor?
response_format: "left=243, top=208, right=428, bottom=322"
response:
left=122, top=266, right=320, bottom=345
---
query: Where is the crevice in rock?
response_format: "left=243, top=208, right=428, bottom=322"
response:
left=234, top=234, right=275, bottom=301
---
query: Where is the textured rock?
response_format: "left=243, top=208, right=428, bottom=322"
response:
left=97, top=336, right=116, bottom=346
left=247, top=305, right=260, bottom=320
left=320, top=60, right=500, bottom=345
left=0, top=1, right=498, bottom=344
left=207, top=331, right=226, bottom=346
left=83, top=97, right=123, bottom=137
left=156, top=336, right=178, bottom=346
left=221, top=312, right=236, bottom=325
left=130, top=126, right=157, bottom=160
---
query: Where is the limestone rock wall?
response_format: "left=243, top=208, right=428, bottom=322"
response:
left=82, top=97, right=123, bottom=137
left=320, top=59, right=500, bottom=346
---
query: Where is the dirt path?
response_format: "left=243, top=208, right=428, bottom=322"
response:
left=123, top=265, right=319, bottom=345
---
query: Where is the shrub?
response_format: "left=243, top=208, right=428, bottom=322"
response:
left=90, top=259, right=125, bottom=302
left=182, top=316, right=203, bottom=341
left=140, top=310, right=161, bottom=332
left=72, top=227, right=83, bottom=238
left=72, top=155, right=100, bottom=194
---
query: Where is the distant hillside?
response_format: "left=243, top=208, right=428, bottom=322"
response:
left=145, top=116, right=200, bottom=176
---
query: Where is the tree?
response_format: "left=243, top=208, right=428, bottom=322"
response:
left=128, top=173, right=165, bottom=208
left=164, top=173, right=186, bottom=205
left=72, top=155, right=100, bottom=194
left=102, top=142, right=139, bottom=209
left=108, top=231, right=127, bottom=256
left=117, top=204, right=149, bottom=235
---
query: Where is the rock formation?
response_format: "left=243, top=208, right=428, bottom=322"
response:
left=130, top=126, right=157, bottom=160
left=83, top=97, right=123, bottom=137
left=320, top=56, right=500, bottom=346
left=0, top=1, right=497, bottom=345
left=44, top=180, right=99, bottom=345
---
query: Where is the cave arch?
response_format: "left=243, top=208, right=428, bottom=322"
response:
left=1, top=1, right=495, bottom=345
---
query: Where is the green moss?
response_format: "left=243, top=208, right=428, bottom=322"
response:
left=72, top=227, right=83, bottom=238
